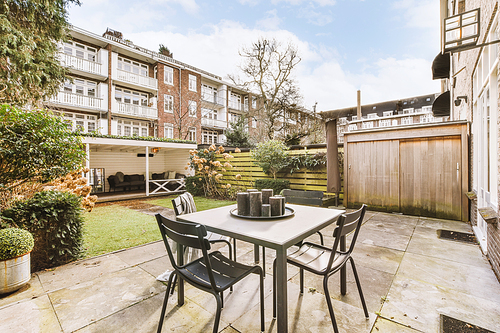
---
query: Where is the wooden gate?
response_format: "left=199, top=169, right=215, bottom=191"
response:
left=344, top=122, right=468, bottom=221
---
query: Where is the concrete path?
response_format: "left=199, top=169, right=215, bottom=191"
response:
left=1, top=211, right=499, bottom=332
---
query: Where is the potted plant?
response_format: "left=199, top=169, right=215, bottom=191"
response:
left=0, top=228, right=34, bottom=294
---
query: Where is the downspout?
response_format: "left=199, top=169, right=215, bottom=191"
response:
left=107, top=44, right=113, bottom=134
left=179, top=67, right=182, bottom=138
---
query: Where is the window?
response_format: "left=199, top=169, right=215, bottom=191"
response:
left=252, top=118, right=257, bottom=128
left=422, top=106, right=432, bottom=113
left=367, top=113, right=378, bottom=119
left=228, top=113, right=240, bottom=123
left=202, top=84, right=218, bottom=103
left=63, top=41, right=97, bottom=61
left=338, top=117, right=347, bottom=125
left=351, top=116, right=357, bottom=121
left=164, top=94, right=173, bottom=113
left=117, top=119, right=149, bottom=137
left=202, top=130, right=218, bottom=144
left=118, top=56, right=148, bottom=76
left=383, top=111, right=393, bottom=117
left=403, top=108, right=414, bottom=114
left=164, top=123, right=174, bottom=139
left=401, top=117, right=413, bottom=125
left=53, top=112, right=97, bottom=133
left=379, top=119, right=391, bottom=127
left=202, top=108, right=218, bottom=120
left=189, top=74, right=197, bottom=91
left=115, top=88, right=148, bottom=106
left=244, top=96, right=249, bottom=111
left=420, top=114, right=434, bottom=123
left=63, top=78, right=97, bottom=97
left=188, top=101, right=197, bottom=117
left=362, top=121, right=373, bottom=129
left=252, top=96, right=257, bottom=108
left=189, top=127, right=196, bottom=141
left=229, top=93, right=241, bottom=110
left=164, top=66, right=173, bottom=85
left=348, top=124, right=357, bottom=131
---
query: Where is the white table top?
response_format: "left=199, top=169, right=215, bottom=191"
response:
left=177, top=204, right=345, bottom=249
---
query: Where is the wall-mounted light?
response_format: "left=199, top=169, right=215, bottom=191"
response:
left=151, top=147, right=160, bottom=154
left=454, top=96, right=468, bottom=106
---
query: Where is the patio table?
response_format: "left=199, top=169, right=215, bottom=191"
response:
left=177, top=203, right=344, bottom=333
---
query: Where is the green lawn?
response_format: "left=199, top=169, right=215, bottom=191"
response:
left=82, top=196, right=235, bottom=258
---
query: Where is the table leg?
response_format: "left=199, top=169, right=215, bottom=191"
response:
left=254, top=244, right=260, bottom=263
left=177, top=242, right=184, bottom=306
left=275, top=246, right=288, bottom=332
left=340, top=235, right=346, bottom=295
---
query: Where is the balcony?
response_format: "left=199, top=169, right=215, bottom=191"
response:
left=201, top=94, right=226, bottom=108
left=115, top=102, right=158, bottom=119
left=50, top=91, right=103, bottom=111
left=201, top=117, right=227, bottom=129
left=60, top=53, right=104, bottom=78
left=228, top=101, right=243, bottom=112
left=116, top=69, right=158, bottom=91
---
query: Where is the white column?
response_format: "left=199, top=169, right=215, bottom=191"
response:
left=85, top=144, right=91, bottom=186
left=146, top=146, right=150, bottom=196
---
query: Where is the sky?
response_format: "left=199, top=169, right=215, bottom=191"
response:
left=67, top=0, right=442, bottom=111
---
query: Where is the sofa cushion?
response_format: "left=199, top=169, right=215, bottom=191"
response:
left=152, top=172, right=165, bottom=180
left=168, top=171, right=176, bottom=179
left=175, top=173, right=186, bottom=179
left=116, top=172, right=125, bottom=183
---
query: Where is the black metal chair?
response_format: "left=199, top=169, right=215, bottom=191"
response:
left=273, top=205, right=369, bottom=333
left=172, top=195, right=236, bottom=262
left=155, top=214, right=265, bottom=333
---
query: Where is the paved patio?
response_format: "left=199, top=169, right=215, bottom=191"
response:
left=1, top=210, right=499, bottom=332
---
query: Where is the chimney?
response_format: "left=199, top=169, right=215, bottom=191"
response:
left=357, top=90, right=361, bottom=120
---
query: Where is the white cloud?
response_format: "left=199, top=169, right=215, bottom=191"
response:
left=298, top=7, right=333, bottom=26
left=393, top=0, right=438, bottom=29
left=272, top=0, right=336, bottom=6
left=152, top=0, right=200, bottom=14
left=256, top=9, right=283, bottom=30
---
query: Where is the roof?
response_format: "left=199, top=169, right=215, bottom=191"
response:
left=320, top=93, right=439, bottom=120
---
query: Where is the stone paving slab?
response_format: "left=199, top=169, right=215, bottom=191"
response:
left=114, top=240, right=166, bottom=266
left=49, top=266, right=166, bottom=332
left=75, top=291, right=228, bottom=333
left=37, top=253, right=129, bottom=293
left=417, top=217, right=473, bottom=232
left=350, top=242, right=405, bottom=275
left=356, top=223, right=413, bottom=251
left=0, top=294, right=62, bottom=333
left=232, top=280, right=377, bottom=333
left=371, top=317, right=420, bottom=332
left=406, top=226, right=488, bottom=267
left=381, top=275, right=500, bottom=333
left=397, top=252, right=500, bottom=304
left=0, top=273, right=45, bottom=310
left=290, top=264, right=393, bottom=314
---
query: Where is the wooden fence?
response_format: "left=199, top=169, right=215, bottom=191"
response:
left=216, top=147, right=344, bottom=200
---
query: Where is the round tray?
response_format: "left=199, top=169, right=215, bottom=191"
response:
left=229, top=207, right=295, bottom=220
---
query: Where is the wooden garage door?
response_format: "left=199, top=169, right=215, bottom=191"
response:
left=399, top=136, right=462, bottom=220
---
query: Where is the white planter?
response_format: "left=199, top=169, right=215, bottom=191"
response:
left=0, top=252, right=31, bottom=294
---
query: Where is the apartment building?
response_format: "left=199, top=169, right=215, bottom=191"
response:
left=434, top=0, right=500, bottom=277
left=45, top=26, right=258, bottom=145
left=322, top=93, right=441, bottom=143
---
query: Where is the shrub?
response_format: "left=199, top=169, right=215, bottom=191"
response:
left=1, top=190, right=85, bottom=271
left=285, top=152, right=327, bottom=174
left=185, top=176, right=205, bottom=196
left=251, top=140, right=289, bottom=179
left=254, top=179, right=290, bottom=195
left=0, top=228, right=34, bottom=260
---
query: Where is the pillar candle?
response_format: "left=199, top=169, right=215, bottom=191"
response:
left=237, top=192, right=250, bottom=216
left=262, top=204, right=271, bottom=217
left=247, top=189, right=258, bottom=192
left=269, top=196, right=282, bottom=216
left=261, top=189, right=273, bottom=204
left=249, top=191, right=262, bottom=216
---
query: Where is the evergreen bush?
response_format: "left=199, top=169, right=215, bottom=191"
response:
left=254, top=179, right=290, bottom=195
left=0, top=228, right=34, bottom=261
left=1, top=190, right=84, bottom=271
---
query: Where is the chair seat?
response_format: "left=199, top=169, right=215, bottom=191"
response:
left=180, top=251, right=259, bottom=292
left=287, top=242, right=348, bottom=275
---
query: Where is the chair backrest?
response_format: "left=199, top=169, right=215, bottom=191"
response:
left=283, top=189, right=323, bottom=206
left=333, top=204, right=366, bottom=253
left=172, top=192, right=197, bottom=216
left=155, top=213, right=218, bottom=287
left=172, top=196, right=183, bottom=216
left=327, top=204, right=367, bottom=271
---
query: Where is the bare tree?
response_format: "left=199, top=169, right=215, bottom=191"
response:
left=169, top=92, right=201, bottom=141
left=229, top=38, right=303, bottom=141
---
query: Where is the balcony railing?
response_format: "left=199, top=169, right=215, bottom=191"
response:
left=201, top=117, right=227, bottom=128
left=50, top=91, right=103, bottom=110
left=115, top=102, right=158, bottom=119
left=228, top=101, right=242, bottom=111
left=201, top=93, right=225, bottom=106
left=116, top=69, right=158, bottom=90
left=61, top=53, right=103, bottom=76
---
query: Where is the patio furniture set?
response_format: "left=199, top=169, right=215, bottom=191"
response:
left=107, top=171, right=186, bottom=193
left=155, top=192, right=368, bottom=333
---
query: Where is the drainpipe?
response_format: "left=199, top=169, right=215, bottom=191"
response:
left=107, top=44, right=112, bottom=134
left=179, top=67, right=182, bottom=138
